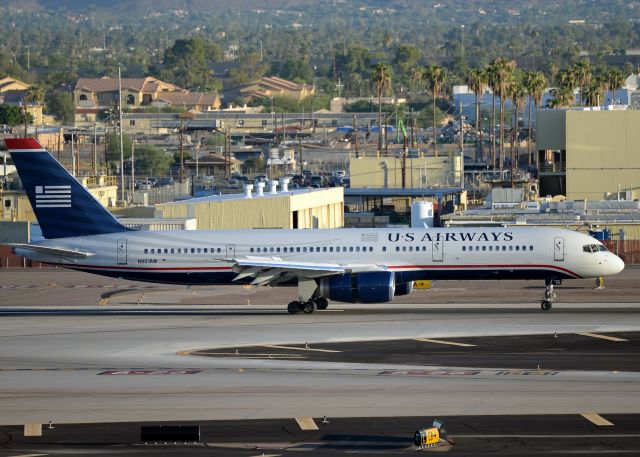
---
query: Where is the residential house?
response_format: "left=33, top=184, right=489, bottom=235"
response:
left=73, top=76, right=221, bottom=125
left=238, top=76, right=314, bottom=102
left=0, top=76, right=45, bottom=124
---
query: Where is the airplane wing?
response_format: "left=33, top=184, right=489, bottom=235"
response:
left=230, top=256, right=387, bottom=286
left=9, top=243, right=95, bottom=259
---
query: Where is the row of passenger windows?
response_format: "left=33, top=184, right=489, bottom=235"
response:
left=144, top=245, right=534, bottom=255
left=250, top=246, right=374, bottom=253
left=144, top=247, right=222, bottom=254
left=462, top=245, right=533, bottom=252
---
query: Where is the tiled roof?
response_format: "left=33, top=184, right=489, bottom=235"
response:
left=75, top=76, right=181, bottom=93
left=155, top=91, right=218, bottom=107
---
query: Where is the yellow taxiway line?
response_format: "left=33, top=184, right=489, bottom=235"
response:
left=414, top=338, right=476, bottom=347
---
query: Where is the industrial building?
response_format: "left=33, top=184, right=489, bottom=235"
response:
left=155, top=180, right=344, bottom=230
left=536, top=108, right=640, bottom=200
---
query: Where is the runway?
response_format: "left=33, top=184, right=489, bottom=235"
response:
left=1, top=269, right=640, bottom=454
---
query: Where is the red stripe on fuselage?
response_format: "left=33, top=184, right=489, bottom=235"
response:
left=63, top=263, right=582, bottom=278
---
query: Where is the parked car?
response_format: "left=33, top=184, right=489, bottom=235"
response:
left=155, top=177, right=174, bottom=187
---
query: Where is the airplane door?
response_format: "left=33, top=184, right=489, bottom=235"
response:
left=554, top=237, right=565, bottom=261
left=226, top=244, right=236, bottom=259
left=432, top=240, right=443, bottom=262
left=117, top=239, right=127, bottom=265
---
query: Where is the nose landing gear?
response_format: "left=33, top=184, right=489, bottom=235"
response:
left=541, top=279, right=559, bottom=311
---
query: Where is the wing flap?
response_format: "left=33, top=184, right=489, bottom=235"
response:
left=231, top=256, right=387, bottom=286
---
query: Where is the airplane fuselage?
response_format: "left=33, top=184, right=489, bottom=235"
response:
left=15, top=226, right=623, bottom=285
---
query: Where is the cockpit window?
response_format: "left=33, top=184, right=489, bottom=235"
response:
left=583, top=244, right=608, bottom=253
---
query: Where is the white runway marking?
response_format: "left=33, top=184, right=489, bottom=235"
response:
left=414, top=338, right=476, bottom=347
left=581, top=412, right=614, bottom=426
left=577, top=332, right=628, bottom=342
left=295, top=417, right=319, bottom=430
left=262, top=345, right=342, bottom=353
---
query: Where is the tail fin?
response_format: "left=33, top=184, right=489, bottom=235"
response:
left=5, top=138, right=131, bottom=239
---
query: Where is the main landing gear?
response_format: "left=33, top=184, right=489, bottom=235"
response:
left=287, top=297, right=328, bottom=314
left=541, top=279, right=559, bottom=311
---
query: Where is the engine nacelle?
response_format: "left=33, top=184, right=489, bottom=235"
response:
left=394, top=281, right=414, bottom=296
left=319, top=271, right=395, bottom=303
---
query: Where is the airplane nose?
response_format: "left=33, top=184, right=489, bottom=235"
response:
left=611, top=254, right=625, bottom=275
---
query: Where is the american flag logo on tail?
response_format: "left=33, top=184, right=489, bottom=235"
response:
left=35, top=185, right=71, bottom=208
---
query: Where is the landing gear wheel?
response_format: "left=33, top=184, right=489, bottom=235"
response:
left=302, top=300, right=317, bottom=314
left=287, top=301, right=300, bottom=314
left=541, top=300, right=552, bottom=311
left=315, top=297, right=329, bottom=310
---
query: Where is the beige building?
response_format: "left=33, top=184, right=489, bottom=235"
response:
left=239, top=76, right=314, bottom=101
left=349, top=154, right=462, bottom=189
left=156, top=186, right=344, bottom=229
left=537, top=109, right=640, bottom=200
left=74, top=76, right=221, bottom=124
left=0, top=76, right=45, bottom=125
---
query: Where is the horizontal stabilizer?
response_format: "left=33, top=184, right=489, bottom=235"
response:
left=10, top=243, right=95, bottom=259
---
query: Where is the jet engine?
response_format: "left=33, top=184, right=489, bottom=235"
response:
left=319, top=271, right=395, bottom=303
left=394, top=281, right=414, bottom=296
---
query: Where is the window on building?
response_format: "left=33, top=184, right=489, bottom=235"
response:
left=126, top=94, right=135, bottom=105
left=129, top=120, right=135, bottom=126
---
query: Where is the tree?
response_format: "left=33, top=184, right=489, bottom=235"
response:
left=0, top=104, right=33, bottom=126
left=524, top=71, right=547, bottom=167
left=491, top=57, right=515, bottom=171
left=45, top=91, right=75, bottom=125
left=467, top=68, right=488, bottom=162
left=160, top=37, right=221, bottom=91
left=508, top=72, right=527, bottom=186
left=135, top=144, right=172, bottom=176
left=228, top=52, right=269, bottom=85
left=423, top=64, right=446, bottom=156
left=105, top=132, right=132, bottom=164
left=606, top=68, right=625, bottom=105
left=371, top=62, right=392, bottom=153
left=572, top=60, right=591, bottom=107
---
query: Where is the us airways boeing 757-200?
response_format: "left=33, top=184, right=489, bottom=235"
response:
left=4, top=138, right=625, bottom=313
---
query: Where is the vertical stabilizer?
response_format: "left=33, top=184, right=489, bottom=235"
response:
left=5, top=138, right=130, bottom=239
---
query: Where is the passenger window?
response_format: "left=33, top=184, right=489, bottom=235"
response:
left=482, top=246, right=486, bottom=251
left=489, top=246, right=493, bottom=251
left=191, top=248, right=195, bottom=253
left=509, top=246, right=513, bottom=251
left=349, top=247, right=354, bottom=252
left=515, top=246, right=519, bottom=251
left=203, top=248, right=208, bottom=253
left=330, top=247, right=334, bottom=252
left=462, top=246, right=466, bottom=251
left=303, top=247, right=307, bottom=252
left=323, top=247, right=327, bottom=252
left=402, top=246, right=406, bottom=252
left=530, top=246, right=533, bottom=251
left=144, top=249, right=148, bottom=254
left=297, top=247, right=301, bottom=252
left=475, top=246, right=479, bottom=251
left=502, top=246, right=506, bottom=251
left=396, top=246, right=400, bottom=252
left=164, top=248, right=168, bottom=254
left=197, top=248, right=201, bottom=253
left=370, top=247, right=374, bottom=252
left=382, top=246, right=387, bottom=252
left=151, top=248, right=155, bottom=254
left=275, top=247, right=280, bottom=253
left=270, top=247, right=274, bottom=253
left=250, top=248, right=254, bottom=253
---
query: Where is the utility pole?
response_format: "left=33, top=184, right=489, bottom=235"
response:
left=459, top=101, right=464, bottom=188
left=179, top=116, right=185, bottom=183
left=352, top=114, right=359, bottom=159
left=298, top=134, right=303, bottom=175
left=92, top=122, right=97, bottom=176
left=71, top=131, right=75, bottom=177
left=118, top=65, right=125, bottom=201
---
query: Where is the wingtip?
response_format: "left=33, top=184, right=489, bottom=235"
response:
left=4, top=138, right=44, bottom=150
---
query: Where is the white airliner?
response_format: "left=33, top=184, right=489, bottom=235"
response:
left=5, top=138, right=625, bottom=313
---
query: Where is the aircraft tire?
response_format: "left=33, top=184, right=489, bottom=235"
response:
left=302, top=301, right=317, bottom=314
left=315, top=297, right=329, bottom=310
left=287, top=301, right=300, bottom=314
left=540, top=300, right=552, bottom=311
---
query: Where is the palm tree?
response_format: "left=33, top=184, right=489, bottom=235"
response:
left=547, top=86, right=574, bottom=108
left=492, top=57, right=515, bottom=171
left=467, top=68, right=488, bottom=162
left=409, top=66, right=423, bottom=102
left=508, top=73, right=527, bottom=187
left=485, top=61, right=498, bottom=168
left=606, top=68, right=625, bottom=105
left=423, top=64, right=446, bottom=156
left=371, top=62, right=392, bottom=154
left=524, top=71, right=547, bottom=167
left=572, top=60, right=591, bottom=107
